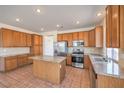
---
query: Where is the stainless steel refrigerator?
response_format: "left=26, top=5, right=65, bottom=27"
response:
left=54, top=41, right=68, bottom=56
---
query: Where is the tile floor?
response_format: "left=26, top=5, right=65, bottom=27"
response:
left=0, top=65, right=90, bottom=88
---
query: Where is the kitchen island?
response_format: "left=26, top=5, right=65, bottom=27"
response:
left=30, top=56, right=66, bottom=84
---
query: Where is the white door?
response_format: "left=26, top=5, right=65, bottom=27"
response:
left=44, top=35, right=54, bottom=56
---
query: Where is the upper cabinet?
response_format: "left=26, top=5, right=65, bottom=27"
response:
left=95, top=26, right=103, bottom=47
left=106, top=5, right=120, bottom=48
left=26, top=34, right=32, bottom=46
left=88, top=29, right=95, bottom=47
left=72, top=32, right=79, bottom=40
left=0, top=28, right=43, bottom=47
left=120, top=5, right=124, bottom=48
left=78, top=31, right=84, bottom=40
left=0, top=28, right=13, bottom=47
left=57, top=34, right=63, bottom=41
left=57, top=27, right=103, bottom=48
left=83, top=31, right=89, bottom=47
left=32, top=34, right=42, bottom=46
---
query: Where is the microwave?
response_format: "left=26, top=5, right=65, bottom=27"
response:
left=72, top=40, right=84, bottom=47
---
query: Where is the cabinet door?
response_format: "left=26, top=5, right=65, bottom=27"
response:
left=67, top=55, right=72, bottom=65
left=31, top=46, right=41, bottom=56
left=18, top=55, right=28, bottom=66
left=72, top=32, right=79, bottom=40
left=62, top=33, right=68, bottom=41
left=5, top=56, right=17, bottom=71
left=89, top=30, right=95, bottom=47
left=84, top=55, right=90, bottom=69
left=78, top=31, right=84, bottom=40
left=120, top=5, right=124, bottom=48
left=111, top=5, right=120, bottom=48
left=106, top=6, right=112, bottom=47
left=13, top=31, right=20, bottom=47
left=83, top=32, right=89, bottom=47
left=20, top=32, right=27, bottom=46
left=2, top=29, right=13, bottom=47
left=95, top=26, right=103, bottom=47
left=26, top=34, right=32, bottom=46
left=68, top=33, right=73, bottom=47
left=57, top=34, right=63, bottom=41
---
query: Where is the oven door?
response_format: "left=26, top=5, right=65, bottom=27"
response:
left=72, top=56, right=83, bottom=63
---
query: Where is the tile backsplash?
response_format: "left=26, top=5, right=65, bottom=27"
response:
left=68, top=47, right=105, bottom=55
left=0, top=47, right=30, bottom=56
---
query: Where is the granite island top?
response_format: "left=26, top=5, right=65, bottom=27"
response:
left=89, top=54, right=124, bottom=79
left=30, top=55, right=66, bottom=64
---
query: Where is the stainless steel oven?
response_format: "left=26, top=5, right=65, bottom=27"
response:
left=72, top=54, right=84, bottom=68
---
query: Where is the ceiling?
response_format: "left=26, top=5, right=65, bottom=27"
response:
left=0, top=5, right=106, bottom=33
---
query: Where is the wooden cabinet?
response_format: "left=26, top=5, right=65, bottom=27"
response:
left=0, top=28, right=13, bottom=47
left=67, top=54, right=72, bottom=65
left=13, top=31, right=21, bottom=47
left=68, top=33, right=73, bottom=47
left=78, top=31, right=84, bottom=40
left=57, top=34, right=63, bottom=41
left=31, top=46, right=42, bottom=56
left=120, top=5, right=124, bottom=48
left=84, top=55, right=90, bottom=69
left=106, top=5, right=120, bottom=48
left=32, top=34, right=42, bottom=46
left=18, top=54, right=28, bottom=66
left=95, top=26, right=103, bottom=47
left=62, top=33, right=68, bottom=41
left=83, top=31, right=89, bottom=47
left=106, top=6, right=112, bottom=48
left=72, top=32, right=79, bottom=40
left=20, top=32, right=27, bottom=46
left=26, top=34, right=32, bottom=46
left=89, top=29, right=95, bottom=47
left=111, top=5, right=120, bottom=48
left=5, top=56, right=17, bottom=71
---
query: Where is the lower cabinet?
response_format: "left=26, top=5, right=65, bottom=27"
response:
left=5, top=56, right=18, bottom=71
left=66, top=54, right=72, bottom=65
left=1, top=54, right=32, bottom=72
left=17, top=54, right=28, bottom=66
left=84, top=55, right=97, bottom=88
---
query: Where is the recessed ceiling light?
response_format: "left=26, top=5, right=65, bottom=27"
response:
left=36, top=9, right=41, bottom=13
left=16, top=18, right=20, bottom=22
left=76, top=21, right=80, bottom=24
left=97, top=12, right=102, bottom=16
left=56, top=24, right=60, bottom=27
left=41, top=28, right=44, bottom=31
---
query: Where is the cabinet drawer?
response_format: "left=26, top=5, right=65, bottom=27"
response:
left=5, top=56, right=17, bottom=71
left=18, top=55, right=28, bottom=66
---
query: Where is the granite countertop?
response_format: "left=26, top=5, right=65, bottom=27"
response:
left=30, top=55, right=66, bottom=64
left=89, top=54, right=124, bottom=79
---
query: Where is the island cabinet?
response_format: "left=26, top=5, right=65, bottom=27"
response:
left=32, top=56, right=66, bottom=84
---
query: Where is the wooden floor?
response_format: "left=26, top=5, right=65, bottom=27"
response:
left=0, top=65, right=90, bottom=88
